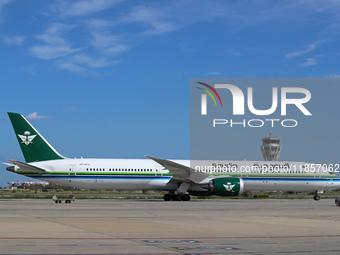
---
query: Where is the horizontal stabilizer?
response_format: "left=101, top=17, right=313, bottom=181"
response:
left=7, top=160, right=47, bottom=173
left=2, top=162, right=14, bottom=166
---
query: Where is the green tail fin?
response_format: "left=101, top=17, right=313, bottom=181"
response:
left=8, top=112, right=64, bottom=163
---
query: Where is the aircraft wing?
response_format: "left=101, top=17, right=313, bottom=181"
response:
left=145, top=156, right=211, bottom=184
left=7, top=160, right=47, bottom=174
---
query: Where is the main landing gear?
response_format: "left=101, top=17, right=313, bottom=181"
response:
left=313, top=190, right=323, bottom=201
left=163, top=192, right=191, bottom=201
left=313, top=194, right=320, bottom=201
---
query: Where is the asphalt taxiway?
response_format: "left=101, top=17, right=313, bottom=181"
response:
left=0, top=199, right=340, bottom=255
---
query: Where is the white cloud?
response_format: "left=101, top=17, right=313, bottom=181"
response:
left=87, top=19, right=130, bottom=55
left=300, top=58, right=318, bottom=67
left=90, top=30, right=130, bottom=54
left=36, top=23, right=69, bottom=45
left=30, top=45, right=82, bottom=60
left=53, top=0, right=121, bottom=17
left=26, top=112, right=51, bottom=120
left=88, top=19, right=114, bottom=28
left=0, top=0, right=13, bottom=23
left=0, top=0, right=12, bottom=11
left=1, top=35, right=25, bottom=45
left=71, top=54, right=115, bottom=68
left=56, top=54, right=120, bottom=75
left=126, top=6, right=178, bottom=36
left=26, top=1, right=340, bottom=76
left=31, top=23, right=82, bottom=60
left=31, top=21, right=125, bottom=74
left=57, top=60, right=86, bottom=73
left=286, top=40, right=327, bottom=58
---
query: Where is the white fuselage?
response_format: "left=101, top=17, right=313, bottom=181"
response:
left=15, top=158, right=340, bottom=192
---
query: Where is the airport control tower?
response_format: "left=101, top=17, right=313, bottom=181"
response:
left=260, top=132, right=282, bottom=161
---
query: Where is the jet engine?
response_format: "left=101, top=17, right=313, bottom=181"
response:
left=208, top=177, right=244, bottom=196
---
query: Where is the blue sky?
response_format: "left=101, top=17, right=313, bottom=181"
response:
left=1, top=0, right=340, bottom=187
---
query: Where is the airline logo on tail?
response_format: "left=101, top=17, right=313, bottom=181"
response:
left=18, top=131, right=36, bottom=145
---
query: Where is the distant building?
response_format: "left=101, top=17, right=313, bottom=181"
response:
left=260, top=132, right=282, bottom=161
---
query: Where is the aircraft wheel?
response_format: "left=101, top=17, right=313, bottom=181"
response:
left=171, top=194, right=182, bottom=201
left=182, top=194, right=191, bottom=201
left=314, top=195, right=320, bottom=201
left=163, top=194, right=172, bottom=201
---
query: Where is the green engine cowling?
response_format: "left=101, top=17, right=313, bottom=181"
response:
left=208, top=178, right=244, bottom=196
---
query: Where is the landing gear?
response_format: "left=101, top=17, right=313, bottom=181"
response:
left=313, top=194, right=320, bottom=201
left=313, top=190, right=323, bottom=201
left=163, top=194, right=172, bottom=201
left=172, top=194, right=183, bottom=201
left=163, top=192, right=191, bottom=201
left=182, top=194, right=191, bottom=201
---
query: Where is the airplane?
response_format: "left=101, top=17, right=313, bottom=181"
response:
left=5, top=112, right=340, bottom=201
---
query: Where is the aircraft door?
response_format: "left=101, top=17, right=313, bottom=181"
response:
left=155, top=166, right=163, bottom=176
left=69, top=164, right=76, bottom=176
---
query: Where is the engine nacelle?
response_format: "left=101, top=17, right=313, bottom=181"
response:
left=208, top=177, right=244, bottom=196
